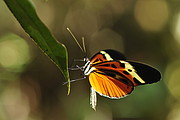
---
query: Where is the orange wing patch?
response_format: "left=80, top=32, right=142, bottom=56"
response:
left=92, top=60, right=145, bottom=86
left=89, top=71, right=134, bottom=98
left=90, top=54, right=108, bottom=64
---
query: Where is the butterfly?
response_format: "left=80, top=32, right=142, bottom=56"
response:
left=84, top=49, right=161, bottom=97
left=67, top=28, right=161, bottom=110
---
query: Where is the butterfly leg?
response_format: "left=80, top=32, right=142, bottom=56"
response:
left=70, top=59, right=84, bottom=67
left=69, top=58, right=85, bottom=70
left=63, top=76, right=86, bottom=85
left=68, top=65, right=84, bottom=71
left=68, top=67, right=80, bottom=70
left=69, top=64, right=85, bottom=71
left=73, top=59, right=84, bottom=62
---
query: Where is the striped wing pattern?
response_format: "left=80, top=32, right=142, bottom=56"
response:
left=89, top=61, right=137, bottom=98
left=89, top=70, right=134, bottom=98
left=87, top=50, right=161, bottom=99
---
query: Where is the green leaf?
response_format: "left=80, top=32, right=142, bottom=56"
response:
left=4, top=0, right=70, bottom=94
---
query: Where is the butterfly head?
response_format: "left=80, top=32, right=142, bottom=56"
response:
left=83, top=57, right=89, bottom=63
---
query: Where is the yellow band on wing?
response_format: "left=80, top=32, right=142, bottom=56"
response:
left=120, top=61, right=145, bottom=84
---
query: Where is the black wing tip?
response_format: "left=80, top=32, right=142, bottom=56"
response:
left=128, top=61, right=161, bottom=84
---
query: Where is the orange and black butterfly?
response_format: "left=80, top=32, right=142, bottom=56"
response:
left=67, top=28, right=161, bottom=110
left=83, top=49, right=161, bottom=99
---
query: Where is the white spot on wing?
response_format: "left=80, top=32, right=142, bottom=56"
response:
left=100, top=51, right=113, bottom=61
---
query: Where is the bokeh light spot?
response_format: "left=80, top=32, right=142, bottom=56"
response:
left=89, top=28, right=124, bottom=56
left=2, top=83, right=30, bottom=120
left=134, top=0, right=169, bottom=32
left=172, top=12, right=180, bottom=44
left=165, top=60, right=180, bottom=100
left=0, top=34, right=31, bottom=71
left=167, top=103, right=180, bottom=120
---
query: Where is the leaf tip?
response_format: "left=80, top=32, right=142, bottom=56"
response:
left=67, top=80, right=71, bottom=95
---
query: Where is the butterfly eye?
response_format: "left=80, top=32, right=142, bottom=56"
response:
left=83, top=57, right=89, bottom=62
left=83, top=58, right=86, bottom=61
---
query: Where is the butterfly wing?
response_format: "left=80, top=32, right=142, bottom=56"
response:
left=89, top=70, right=134, bottom=99
left=92, top=60, right=161, bottom=86
left=88, top=49, right=161, bottom=98
left=88, top=60, right=161, bottom=98
left=90, top=49, right=126, bottom=64
left=127, top=61, right=161, bottom=85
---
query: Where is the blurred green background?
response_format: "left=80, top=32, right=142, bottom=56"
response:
left=0, top=0, right=179, bottom=120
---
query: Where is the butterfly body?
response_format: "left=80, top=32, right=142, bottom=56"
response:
left=83, top=49, right=161, bottom=99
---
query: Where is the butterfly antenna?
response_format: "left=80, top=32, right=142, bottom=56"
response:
left=82, top=37, right=87, bottom=56
left=67, top=28, right=85, bottom=53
